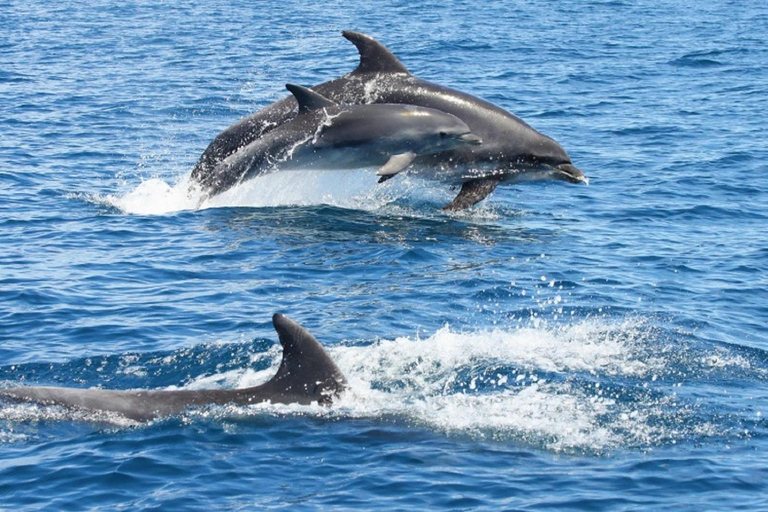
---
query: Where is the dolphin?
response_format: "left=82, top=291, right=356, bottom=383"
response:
left=193, top=83, right=481, bottom=199
left=0, top=314, right=347, bottom=422
left=191, top=31, right=585, bottom=210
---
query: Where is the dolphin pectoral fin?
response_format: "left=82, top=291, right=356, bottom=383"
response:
left=443, top=176, right=503, bottom=211
left=376, top=152, right=416, bottom=183
left=342, top=31, right=410, bottom=75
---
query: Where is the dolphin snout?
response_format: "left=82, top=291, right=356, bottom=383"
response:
left=458, top=133, right=483, bottom=145
left=555, top=163, right=586, bottom=184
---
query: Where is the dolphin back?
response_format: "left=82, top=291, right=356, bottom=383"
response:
left=0, top=314, right=348, bottom=421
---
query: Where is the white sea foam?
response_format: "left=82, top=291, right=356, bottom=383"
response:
left=0, top=402, right=139, bottom=428
left=324, top=318, right=668, bottom=451
left=201, top=169, right=399, bottom=210
left=101, top=174, right=199, bottom=215
left=180, top=317, right=710, bottom=452
left=99, top=169, right=450, bottom=215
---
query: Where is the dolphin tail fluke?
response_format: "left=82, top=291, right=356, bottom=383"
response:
left=266, top=314, right=348, bottom=404
left=342, top=31, right=410, bottom=75
left=443, top=177, right=503, bottom=211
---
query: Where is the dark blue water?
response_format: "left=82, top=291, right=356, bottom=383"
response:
left=2, top=0, right=768, bottom=509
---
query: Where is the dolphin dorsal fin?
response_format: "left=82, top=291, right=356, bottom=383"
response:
left=342, top=31, right=410, bottom=75
left=267, top=314, right=347, bottom=403
left=285, top=84, right=337, bottom=114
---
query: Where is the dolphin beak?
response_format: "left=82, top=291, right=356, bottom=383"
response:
left=555, top=163, right=587, bottom=184
left=458, top=133, right=483, bottom=145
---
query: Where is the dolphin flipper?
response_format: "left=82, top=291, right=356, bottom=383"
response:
left=443, top=177, right=503, bottom=211
left=342, top=30, right=410, bottom=75
left=376, top=152, right=416, bottom=183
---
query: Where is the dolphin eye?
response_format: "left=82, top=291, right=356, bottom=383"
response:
left=439, top=131, right=448, bottom=138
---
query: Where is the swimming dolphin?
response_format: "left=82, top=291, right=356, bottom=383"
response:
left=193, top=83, right=481, bottom=198
left=0, top=314, right=347, bottom=422
left=191, top=31, right=585, bottom=210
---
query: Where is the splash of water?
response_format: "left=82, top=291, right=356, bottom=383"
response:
left=101, top=175, right=199, bottom=215
left=97, top=168, right=458, bottom=216
left=180, top=317, right=724, bottom=452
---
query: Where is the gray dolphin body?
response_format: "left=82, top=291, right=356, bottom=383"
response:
left=191, top=31, right=585, bottom=210
left=193, top=84, right=480, bottom=198
left=0, top=314, right=347, bottom=422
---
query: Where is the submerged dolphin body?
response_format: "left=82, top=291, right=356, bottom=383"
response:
left=0, top=314, right=347, bottom=422
left=191, top=31, right=584, bottom=210
left=193, top=83, right=481, bottom=198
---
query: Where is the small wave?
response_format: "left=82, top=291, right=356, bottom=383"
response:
left=0, top=70, right=33, bottom=84
left=611, top=124, right=682, bottom=136
left=669, top=48, right=739, bottom=68
left=669, top=56, right=723, bottom=68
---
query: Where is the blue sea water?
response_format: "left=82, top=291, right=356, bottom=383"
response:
left=2, top=0, right=768, bottom=508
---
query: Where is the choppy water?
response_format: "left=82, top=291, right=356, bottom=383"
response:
left=2, top=0, right=768, bottom=509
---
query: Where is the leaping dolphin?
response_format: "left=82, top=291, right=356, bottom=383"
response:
left=0, top=314, right=347, bottom=422
left=191, top=31, right=585, bottom=210
left=194, top=83, right=481, bottom=199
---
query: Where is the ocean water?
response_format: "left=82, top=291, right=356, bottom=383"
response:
left=2, top=0, right=768, bottom=509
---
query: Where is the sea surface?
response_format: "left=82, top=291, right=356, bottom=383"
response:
left=2, top=0, right=768, bottom=509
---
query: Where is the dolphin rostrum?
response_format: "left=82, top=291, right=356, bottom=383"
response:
left=191, top=31, right=584, bottom=210
left=0, top=314, right=347, bottom=422
left=193, top=83, right=481, bottom=199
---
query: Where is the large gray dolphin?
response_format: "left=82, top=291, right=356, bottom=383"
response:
left=193, top=83, right=481, bottom=198
left=191, top=31, right=585, bottom=210
left=0, top=314, right=347, bottom=422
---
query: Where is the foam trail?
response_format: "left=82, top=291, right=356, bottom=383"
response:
left=184, top=317, right=716, bottom=452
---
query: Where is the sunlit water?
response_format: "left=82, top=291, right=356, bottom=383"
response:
left=2, top=0, right=767, bottom=509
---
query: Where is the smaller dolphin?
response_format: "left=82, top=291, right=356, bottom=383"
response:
left=192, top=31, right=584, bottom=210
left=192, top=84, right=481, bottom=198
left=0, top=314, right=347, bottom=422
